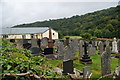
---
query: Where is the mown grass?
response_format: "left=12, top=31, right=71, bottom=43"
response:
left=47, top=53, right=119, bottom=79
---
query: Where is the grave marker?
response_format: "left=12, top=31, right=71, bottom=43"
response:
left=101, top=47, right=111, bottom=76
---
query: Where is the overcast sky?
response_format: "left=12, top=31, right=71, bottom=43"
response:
left=0, top=0, right=119, bottom=30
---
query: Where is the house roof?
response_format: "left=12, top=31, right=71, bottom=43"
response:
left=2, top=27, right=50, bottom=35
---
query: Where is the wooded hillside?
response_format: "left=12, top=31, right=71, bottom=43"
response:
left=14, top=5, right=120, bottom=38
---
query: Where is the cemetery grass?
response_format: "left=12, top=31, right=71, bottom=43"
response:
left=48, top=54, right=118, bottom=79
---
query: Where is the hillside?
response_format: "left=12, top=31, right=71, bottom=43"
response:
left=14, top=5, right=120, bottom=38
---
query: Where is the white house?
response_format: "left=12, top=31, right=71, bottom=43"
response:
left=2, top=27, right=58, bottom=39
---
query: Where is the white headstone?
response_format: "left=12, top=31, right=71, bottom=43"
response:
left=112, top=38, right=118, bottom=53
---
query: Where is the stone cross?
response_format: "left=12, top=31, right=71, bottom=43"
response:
left=101, top=48, right=111, bottom=76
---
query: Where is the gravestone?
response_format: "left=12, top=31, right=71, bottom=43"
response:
left=88, top=44, right=96, bottom=55
left=16, top=39, right=24, bottom=48
left=63, top=37, right=74, bottom=74
left=54, top=39, right=60, bottom=47
left=57, top=42, right=64, bottom=60
left=98, top=41, right=104, bottom=54
left=117, top=39, right=120, bottom=54
left=79, top=40, right=84, bottom=57
left=80, top=41, right=92, bottom=64
left=105, top=45, right=111, bottom=54
left=101, top=49, right=111, bottom=76
left=30, top=39, right=40, bottom=54
left=72, top=38, right=79, bottom=51
left=112, top=38, right=118, bottom=53
left=41, top=37, right=48, bottom=49
left=105, top=40, right=110, bottom=46
left=92, top=39, right=96, bottom=47
left=69, top=41, right=76, bottom=58
left=83, top=66, right=92, bottom=79
left=115, top=66, right=120, bottom=78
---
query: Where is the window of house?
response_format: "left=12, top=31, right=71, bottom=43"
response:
left=53, top=33, right=54, bottom=35
left=3, top=35, right=8, bottom=38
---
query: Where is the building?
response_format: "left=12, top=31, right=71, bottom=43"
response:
left=2, top=27, right=58, bottom=39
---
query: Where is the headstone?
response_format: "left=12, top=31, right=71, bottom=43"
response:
left=83, top=66, right=92, bottom=79
left=63, top=37, right=74, bottom=74
left=69, top=41, right=76, bottom=58
left=16, top=40, right=24, bottom=48
left=115, top=66, right=120, bottom=77
left=92, top=39, right=96, bottom=47
left=112, top=38, right=118, bottom=53
left=105, top=45, right=111, bottom=54
left=41, top=37, right=48, bottom=48
left=54, top=39, right=60, bottom=47
left=105, top=40, right=110, bottom=46
left=88, top=44, right=96, bottom=55
left=30, top=39, right=40, bottom=54
left=80, top=42, right=92, bottom=64
left=57, top=42, right=64, bottom=60
left=63, top=60, right=74, bottom=74
left=79, top=40, right=84, bottom=57
left=98, top=41, right=104, bottom=54
left=72, top=38, right=79, bottom=51
left=64, top=46, right=73, bottom=60
left=101, top=51, right=111, bottom=76
left=117, top=39, right=120, bottom=53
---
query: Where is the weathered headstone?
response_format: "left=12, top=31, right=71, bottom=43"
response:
left=57, top=42, right=64, bottom=60
left=63, top=37, right=74, bottom=74
left=101, top=50, right=111, bottom=76
left=83, top=66, right=92, bottom=79
left=117, top=39, right=120, bottom=54
left=88, top=44, right=96, bottom=55
left=72, top=38, right=79, bottom=51
left=30, top=39, right=40, bottom=54
left=79, top=40, right=84, bottom=57
left=98, top=41, right=104, bottom=54
left=54, top=39, right=60, bottom=47
left=16, top=39, right=24, bottom=48
left=41, top=37, right=48, bottom=48
left=115, top=66, right=120, bottom=78
left=105, top=40, right=110, bottom=46
left=69, top=41, right=76, bottom=58
left=112, top=38, right=118, bottom=53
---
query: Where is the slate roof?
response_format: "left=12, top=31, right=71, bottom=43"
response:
left=1, top=27, right=49, bottom=35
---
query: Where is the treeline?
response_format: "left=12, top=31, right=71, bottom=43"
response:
left=14, top=5, right=120, bottom=38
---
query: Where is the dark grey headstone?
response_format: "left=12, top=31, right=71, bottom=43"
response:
left=101, top=51, right=111, bottom=76
left=63, top=60, right=74, bottom=74
left=30, top=47, right=40, bottom=54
